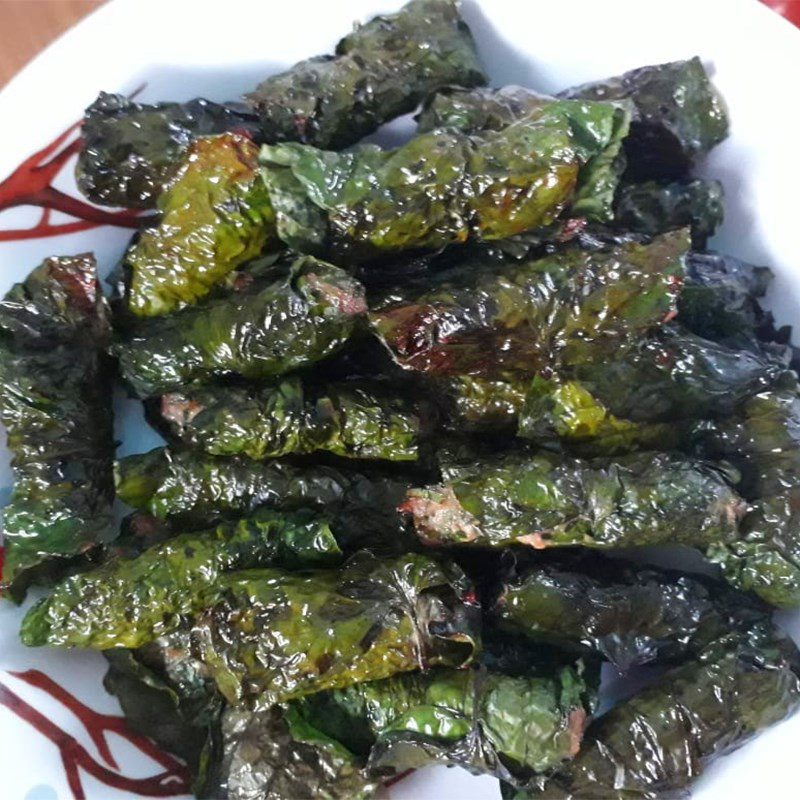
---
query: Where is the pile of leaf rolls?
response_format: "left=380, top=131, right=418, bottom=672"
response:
left=3, top=1, right=800, bottom=797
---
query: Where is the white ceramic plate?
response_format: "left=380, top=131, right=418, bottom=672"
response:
left=1, top=1, right=799, bottom=798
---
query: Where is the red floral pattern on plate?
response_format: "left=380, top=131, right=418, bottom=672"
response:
left=0, top=670, right=190, bottom=799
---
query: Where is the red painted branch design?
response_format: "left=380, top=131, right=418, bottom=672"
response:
left=0, top=669, right=190, bottom=799
left=0, top=121, right=142, bottom=243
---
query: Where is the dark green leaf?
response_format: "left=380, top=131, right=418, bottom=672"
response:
left=260, top=99, right=631, bottom=260
left=708, top=489, right=800, bottom=609
left=513, top=621, right=800, bottom=798
left=103, top=632, right=221, bottom=776
left=680, top=250, right=774, bottom=341
left=150, top=378, right=420, bottom=462
left=0, top=255, right=114, bottom=600
left=21, top=508, right=341, bottom=648
left=562, top=57, right=729, bottom=180
left=569, top=326, right=788, bottom=423
left=416, top=85, right=554, bottom=135
left=192, top=551, right=478, bottom=706
left=114, top=447, right=416, bottom=554
left=370, top=230, right=687, bottom=376
left=297, top=666, right=587, bottom=783
left=246, top=0, right=486, bottom=149
left=699, top=383, right=800, bottom=498
left=204, top=703, right=377, bottom=800
left=492, top=555, right=770, bottom=670
left=415, top=87, right=631, bottom=222
left=517, top=375, right=684, bottom=456
left=613, top=178, right=724, bottom=248
left=402, top=450, right=744, bottom=550
left=436, top=374, right=529, bottom=433
left=76, top=93, right=260, bottom=209
left=114, top=256, right=366, bottom=397
left=122, top=133, right=278, bottom=316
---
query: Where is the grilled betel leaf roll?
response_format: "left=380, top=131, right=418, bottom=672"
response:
left=114, top=448, right=415, bottom=553
left=115, top=256, right=365, bottom=397
left=151, top=378, right=420, bottom=462
left=419, top=57, right=729, bottom=181
left=403, top=450, right=744, bottom=550
left=701, top=382, right=800, bottom=607
left=246, top=0, right=486, bottom=149
left=21, top=508, right=341, bottom=648
left=0, top=255, right=113, bottom=599
left=562, top=56, right=729, bottom=180
left=294, top=665, right=587, bottom=784
left=260, top=98, right=631, bottom=260
left=509, top=620, right=800, bottom=799
left=191, top=552, right=478, bottom=706
left=121, top=132, right=277, bottom=317
left=76, top=92, right=260, bottom=209
left=77, top=0, right=485, bottom=211
left=492, top=555, right=770, bottom=671
left=371, top=230, right=686, bottom=376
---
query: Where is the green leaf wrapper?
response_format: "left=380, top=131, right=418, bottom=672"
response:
left=436, top=374, right=530, bottom=434
left=246, top=0, right=486, bottom=149
left=700, top=382, right=800, bottom=607
left=295, top=666, right=587, bottom=784
left=700, top=383, right=800, bottom=499
left=114, top=447, right=415, bottom=554
left=417, top=87, right=631, bottom=222
left=680, top=250, right=774, bottom=342
left=562, top=56, right=730, bottom=180
left=114, top=256, right=366, bottom=397
left=402, top=450, right=744, bottom=550
left=613, top=178, right=724, bottom=248
left=0, top=255, right=114, bottom=600
left=419, top=57, right=729, bottom=183
left=76, top=93, right=260, bottom=210
left=510, top=621, right=800, bottom=799
left=151, top=378, right=420, bottom=462
left=21, top=508, right=341, bottom=649
left=192, top=552, right=478, bottom=706
left=416, top=85, right=554, bottom=134
left=103, top=634, right=221, bottom=778
left=565, top=326, right=788, bottom=424
left=492, top=555, right=771, bottom=671
left=207, top=703, right=377, bottom=800
left=371, top=230, right=687, bottom=376
left=77, top=0, right=485, bottom=213
left=259, top=99, right=631, bottom=260
left=517, top=375, right=683, bottom=456
left=122, top=132, right=278, bottom=316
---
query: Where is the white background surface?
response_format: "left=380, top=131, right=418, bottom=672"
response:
left=1, top=1, right=799, bottom=797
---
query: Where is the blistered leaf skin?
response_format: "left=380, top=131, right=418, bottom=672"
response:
left=114, top=447, right=415, bottom=554
left=0, top=255, right=113, bottom=599
left=115, top=256, right=366, bottom=397
left=562, top=57, right=730, bottom=180
left=153, top=378, right=420, bottom=462
left=260, top=99, right=631, bottom=260
left=193, top=552, right=478, bottom=706
left=21, top=508, right=341, bottom=649
left=246, top=0, right=486, bottom=149
left=76, top=93, right=260, bottom=209
left=371, top=230, right=687, bottom=377
left=403, top=450, right=744, bottom=550
left=124, top=133, right=278, bottom=317
left=516, top=623, right=800, bottom=798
